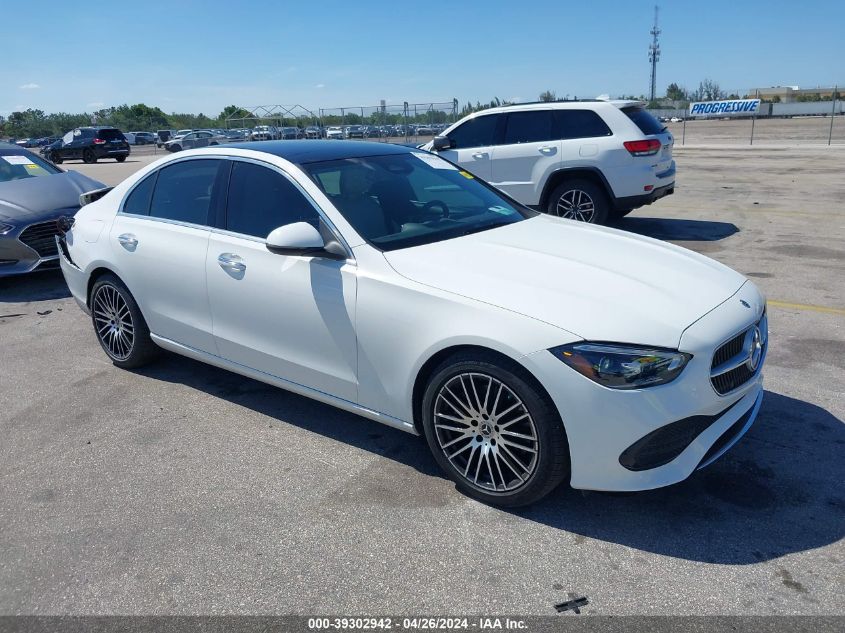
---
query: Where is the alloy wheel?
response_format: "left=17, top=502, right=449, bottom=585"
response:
left=555, top=189, right=596, bottom=222
left=433, top=372, right=539, bottom=493
left=92, top=284, right=135, bottom=360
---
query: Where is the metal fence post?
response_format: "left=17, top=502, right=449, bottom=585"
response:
left=750, top=89, right=758, bottom=145
left=682, top=114, right=686, bottom=146
left=829, top=85, right=837, bottom=146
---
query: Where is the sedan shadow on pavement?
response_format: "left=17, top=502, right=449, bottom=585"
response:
left=611, top=216, right=739, bottom=243
left=0, top=269, right=71, bottom=303
left=135, top=353, right=843, bottom=565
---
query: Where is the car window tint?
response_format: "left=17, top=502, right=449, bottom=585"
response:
left=621, top=106, right=667, bottom=135
left=149, top=159, right=222, bottom=225
left=226, top=162, right=320, bottom=238
left=97, top=128, right=125, bottom=140
left=123, top=172, right=157, bottom=215
left=553, top=110, right=613, bottom=139
left=448, top=115, right=498, bottom=149
left=504, top=111, right=553, bottom=144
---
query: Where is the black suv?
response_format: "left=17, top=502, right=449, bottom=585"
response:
left=43, top=127, right=130, bottom=164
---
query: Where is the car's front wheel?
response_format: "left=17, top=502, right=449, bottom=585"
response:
left=82, top=149, right=97, bottom=164
left=90, top=274, right=158, bottom=369
left=547, top=179, right=608, bottom=225
left=50, top=152, right=63, bottom=164
left=421, top=353, right=570, bottom=507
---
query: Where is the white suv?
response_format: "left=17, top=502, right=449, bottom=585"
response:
left=422, top=100, right=675, bottom=224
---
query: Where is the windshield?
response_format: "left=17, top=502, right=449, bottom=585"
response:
left=303, top=152, right=534, bottom=251
left=0, top=152, right=61, bottom=182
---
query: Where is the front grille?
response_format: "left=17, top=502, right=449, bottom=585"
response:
left=710, top=311, right=767, bottom=395
left=18, top=221, right=60, bottom=258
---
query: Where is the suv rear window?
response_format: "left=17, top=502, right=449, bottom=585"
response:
left=96, top=128, right=126, bottom=140
left=621, top=106, right=666, bottom=135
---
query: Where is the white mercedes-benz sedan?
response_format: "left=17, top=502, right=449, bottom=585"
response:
left=57, top=141, right=767, bottom=506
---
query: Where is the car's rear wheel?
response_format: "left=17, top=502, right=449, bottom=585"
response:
left=82, top=149, right=97, bottom=164
left=90, top=274, right=158, bottom=369
left=115, top=155, right=126, bottom=163
left=421, top=353, right=570, bottom=507
left=170, top=144, right=182, bottom=152
left=547, top=179, right=608, bottom=225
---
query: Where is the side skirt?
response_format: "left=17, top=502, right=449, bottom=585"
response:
left=150, top=334, right=418, bottom=435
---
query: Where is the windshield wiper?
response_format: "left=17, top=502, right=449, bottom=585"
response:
left=460, top=220, right=513, bottom=237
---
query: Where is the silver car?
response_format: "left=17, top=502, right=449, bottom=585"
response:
left=0, top=143, right=104, bottom=276
left=164, top=130, right=224, bottom=152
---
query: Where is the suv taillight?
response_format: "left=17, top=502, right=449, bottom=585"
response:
left=93, top=138, right=106, bottom=145
left=623, top=139, right=661, bottom=156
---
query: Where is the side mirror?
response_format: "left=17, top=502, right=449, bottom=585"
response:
left=432, top=135, right=452, bottom=151
left=265, top=222, right=346, bottom=259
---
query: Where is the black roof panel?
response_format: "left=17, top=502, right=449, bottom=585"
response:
left=224, top=140, right=415, bottom=164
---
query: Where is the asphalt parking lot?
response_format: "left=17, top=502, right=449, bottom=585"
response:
left=1, top=142, right=843, bottom=616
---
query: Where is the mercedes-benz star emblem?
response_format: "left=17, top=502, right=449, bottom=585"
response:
left=747, top=326, right=763, bottom=371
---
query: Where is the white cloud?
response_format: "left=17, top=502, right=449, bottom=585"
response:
left=87, top=102, right=105, bottom=109
left=315, top=83, right=325, bottom=89
left=19, top=83, right=40, bottom=90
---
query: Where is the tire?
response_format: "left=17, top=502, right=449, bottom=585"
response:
left=82, top=148, right=97, bottom=164
left=170, top=144, right=182, bottom=152
left=611, top=207, right=635, bottom=221
left=421, top=352, right=570, bottom=507
left=546, top=178, right=609, bottom=225
left=50, top=152, right=63, bottom=164
left=90, top=273, right=158, bottom=369
left=115, top=155, right=126, bottom=163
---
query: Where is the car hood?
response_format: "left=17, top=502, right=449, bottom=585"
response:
left=382, top=215, right=747, bottom=349
left=0, top=170, right=105, bottom=223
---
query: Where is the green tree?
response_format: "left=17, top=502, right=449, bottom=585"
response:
left=539, top=90, right=557, bottom=102
left=219, top=105, right=252, bottom=123
left=665, top=83, right=687, bottom=101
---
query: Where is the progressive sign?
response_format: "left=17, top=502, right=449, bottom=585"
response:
left=689, top=99, right=761, bottom=116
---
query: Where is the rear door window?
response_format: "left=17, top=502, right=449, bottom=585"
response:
left=503, top=111, right=554, bottom=144
left=123, top=172, right=157, bottom=215
left=448, top=114, right=500, bottom=149
left=553, top=110, right=613, bottom=139
left=148, top=159, right=224, bottom=225
left=620, top=106, right=667, bottom=135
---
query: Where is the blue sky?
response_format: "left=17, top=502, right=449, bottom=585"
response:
left=2, top=0, right=842, bottom=116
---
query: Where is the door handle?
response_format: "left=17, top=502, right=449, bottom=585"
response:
left=117, top=233, right=138, bottom=251
left=218, top=253, right=246, bottom=273
left=539, top=146, right=556, bottom=154
left=471, top=152, right=488, bottom=160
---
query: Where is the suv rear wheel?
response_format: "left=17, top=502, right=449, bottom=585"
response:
left=546, top=179, right=609, bottom=225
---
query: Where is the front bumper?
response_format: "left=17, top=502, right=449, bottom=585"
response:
left=56, top=234, right=90, bottom=315
left=522, top=281, right=766, bottom=491
left=0, top=219, right=66, bottom=277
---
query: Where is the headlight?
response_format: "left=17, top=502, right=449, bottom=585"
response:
left=550, top=343, right=692, bottom=389
left=0, top=222, right=15, bottom=235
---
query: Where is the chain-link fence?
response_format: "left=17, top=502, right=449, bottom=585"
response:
left=641, top=87, right=844, bottom=146
left=224, top=101, right=459, bottom=143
